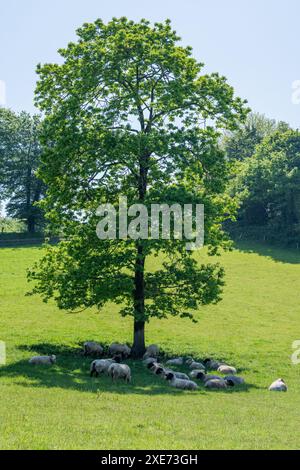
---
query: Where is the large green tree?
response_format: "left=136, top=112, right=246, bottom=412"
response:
left=29, top=18, right=248, bottom=356
left=0, top=108, right=45, bottom=233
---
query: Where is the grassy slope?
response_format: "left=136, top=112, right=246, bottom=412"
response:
left=0, top=243, right=299, bottom=450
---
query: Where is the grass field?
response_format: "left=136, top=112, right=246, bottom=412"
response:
left=0, top=242, right=300, bottom=450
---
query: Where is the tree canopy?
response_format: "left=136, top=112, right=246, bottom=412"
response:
left=29, top=18, right=248, bottom=355
left=230, top=129, right=300, bottom=245
left=0, top=108, right=45, bottom=233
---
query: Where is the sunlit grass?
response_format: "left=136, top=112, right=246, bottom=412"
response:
left=0, top=243, right=299, bottom=449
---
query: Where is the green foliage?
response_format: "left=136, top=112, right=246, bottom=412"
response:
left=0, top=217, right=26, bottom=233
left=231, top=130, right=300, bottom=246
left=223, top=112, right=289, bottom=161
left=29, top=18, right=248, bottom=345
left=0, top=108, right=46, bottom=233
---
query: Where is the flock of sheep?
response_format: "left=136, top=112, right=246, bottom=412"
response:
left=28, top=341, right=288, bottom=392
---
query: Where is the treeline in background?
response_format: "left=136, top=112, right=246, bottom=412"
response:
left=0, top=107, right=299, bottom=247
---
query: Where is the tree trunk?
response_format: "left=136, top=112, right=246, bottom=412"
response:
left=27, top=216, right=35, bottom=234
left=132, top=320, right=145, bottom=358
left=131, top=243, right=146, bottom=358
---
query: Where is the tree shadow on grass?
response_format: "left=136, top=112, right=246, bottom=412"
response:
left=234, top=240, right=300, bottom=265
left=0, top=342, right=262, bottom=396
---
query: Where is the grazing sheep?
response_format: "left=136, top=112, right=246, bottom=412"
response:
left=203, top=358, right=223, bottom=370
left=269, top=378, right=287, bottom=392
left=90, top=358, right=115, bottom=377
left=83, top=342, right=104, bottom=357
left=143, top=344, right=160, bottom=359
left=165, top=372, right=198, bottom=390
left=29, top=355, right=56, bottom=365
left=166, top=357, right=184, bottom=366
left=186, top=358, right=205, bottom=370
left=224, top=375, right=245, bottom=385
left=218, top=365, right=237, bottom=375
left=108, top=363, right=131, bottom=383
left=109, top=343, right=131, bottom=358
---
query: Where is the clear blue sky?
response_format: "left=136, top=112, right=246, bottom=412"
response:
left=1, top=0, right=300, bottom=127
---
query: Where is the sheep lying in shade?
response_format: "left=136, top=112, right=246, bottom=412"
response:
left=204, top=378, right=234, bottom=390
left=143, top=344, right=160, bottom=359
left=186, top=358, right=205, bottom=370
left=147, top=361, right=189, bottom=380
left=218, top=365, right=237, bottom=375
left=90, top=358, right=116, bottom=377
left=189, top=369, right=207, bottom=379
left=108, top=363, right=131, bottom=383
left=83, top=342, right=103, bottom=357
left=269, top=378, right=287, bottom=392
left=224, top=375, right=245, bottom=385
left=109, top=343, right=131, bottom=358
left=165, top=372, right=198, bottom=390
left=166, top=357, right=184, bottom=366
left=147, top=362, right=165, bottom=375
left=168, top=371, right=189, bottom=380
left=203, top=358, right=223, bottom=370
left=190, top=371, right=223, bottom=382
left=143, top=357, right=158, bottom=366
left=29, top=355, right=56, bottom=365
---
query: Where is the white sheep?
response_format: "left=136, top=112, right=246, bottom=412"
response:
left=90, top=358, right=115, bottom=377
left=83, top=341, right=104, bottom=357
left=108, top=363, right=131, bottom=383
left=143, top=344, right=160, bottom=359
left=29, top=355, right=56, bottom=365
left=224, top=375, right=245, bottom=385
left=109, top=343, right=131, bottom=358
left=218, top=365, right=237, bottom=375
left=269, top=378, right=287, bottom=392
left=165, top=372, right=198, bottom=390
left=166, top=357, right=184, bottom=366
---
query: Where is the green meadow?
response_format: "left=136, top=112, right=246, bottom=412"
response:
left=0, top=243, right=299, bottom=450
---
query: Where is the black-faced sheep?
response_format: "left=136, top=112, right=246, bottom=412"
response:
left=165, top=372, right=198, bottom=390
left=29, top=355, right=56, bottom=365
left=190, top=371, right=223, bottom=382
left=224, top=375, right=245, bottom=385
left=204, top=378, right=234, bottom=390
left=186, top=358, right=205, bottom=370
left=143, top=357, right=158, bottom=366
left=203, top=358, right=223, bottom=370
